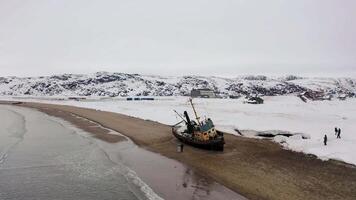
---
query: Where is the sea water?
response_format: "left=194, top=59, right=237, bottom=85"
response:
left=0, top=105, right=146, bottom=200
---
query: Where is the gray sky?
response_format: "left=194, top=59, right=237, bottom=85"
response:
left=0, top=0, right=355, bottom=77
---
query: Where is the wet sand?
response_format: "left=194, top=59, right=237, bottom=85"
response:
left=8, top=101, right=356, bottom=200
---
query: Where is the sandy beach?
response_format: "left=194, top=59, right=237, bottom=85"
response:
left=3, top=101, right=356, bottom=200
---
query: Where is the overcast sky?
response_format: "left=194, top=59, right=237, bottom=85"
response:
left=0, top=0, right=355, bottom=77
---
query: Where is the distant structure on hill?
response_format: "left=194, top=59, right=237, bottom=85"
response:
left=338, top=94, right=347, bottom=100
left=126, top=97, right=154, bottom=101
left=68, top=97, right=86, bottom=101
left=191, top=89, right=216, bottom=98
left=244, top=96, right=264, bottom=104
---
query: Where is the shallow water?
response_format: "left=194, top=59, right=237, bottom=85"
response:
left=0, top=105, right=247, bottom=200
left=0, top=105, right=141, bottom=200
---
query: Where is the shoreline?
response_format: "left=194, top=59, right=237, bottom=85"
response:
left=6, top=101, right=356, bottom=200
left=0, top=104, right=244, bottom=200
left=25, top=103, right=246, bottom=200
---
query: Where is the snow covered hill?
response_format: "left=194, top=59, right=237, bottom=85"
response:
left=0, top=72, right=355, bottom=99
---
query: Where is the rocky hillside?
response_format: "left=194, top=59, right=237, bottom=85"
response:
left=0, top=72, right=355, bottom=99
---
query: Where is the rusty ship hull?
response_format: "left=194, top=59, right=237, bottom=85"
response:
left=172, top=126, right=225, bottom=151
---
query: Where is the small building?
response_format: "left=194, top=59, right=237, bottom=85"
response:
left=126, top=97, right=155, bottom=101
left=68, top=97, right=86, bottom=101
left=298, top=94, right=308, bottom=103
left=229, top=95, right=241, bottom=99
left=301, top=90, right=326, bottom=101
left=338, top=94, right=347, bottom=101
left=244, top=96, right=264, bottom=104
left=191, top=89, right=216, bottom=98
left=322, top=95, right=332, bottom=101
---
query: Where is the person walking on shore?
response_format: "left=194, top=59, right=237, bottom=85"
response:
left=337, top=128, right=341, bottom=139
left=335, top=127, right=338, bottom=135
left=324, top=134, right=328, bottom=146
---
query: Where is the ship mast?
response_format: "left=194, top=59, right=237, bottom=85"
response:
left=189, top=98, right=200, bottom=123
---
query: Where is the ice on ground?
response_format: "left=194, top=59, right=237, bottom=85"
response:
left=3, top=96, right=356, bottom=166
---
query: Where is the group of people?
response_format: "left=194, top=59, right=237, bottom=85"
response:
left=323, top=127, right=342, bottom=146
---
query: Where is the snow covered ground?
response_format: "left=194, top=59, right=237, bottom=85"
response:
left=3, top=96, right=356, bottom=166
